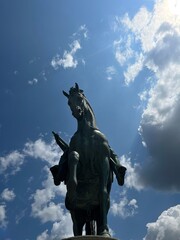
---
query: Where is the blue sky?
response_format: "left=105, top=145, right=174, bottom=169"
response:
left=1, top=0, right=180, bottom=239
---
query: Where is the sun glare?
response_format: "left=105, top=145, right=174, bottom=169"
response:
left=167, top=0, right=180, bottom=16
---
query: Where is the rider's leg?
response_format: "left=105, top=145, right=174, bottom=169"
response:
left=66, top=151, right=79, bottom=209
left=98, top=155, right=111, bottom=237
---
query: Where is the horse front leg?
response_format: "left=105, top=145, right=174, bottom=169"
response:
left=65, top=151, right=79, bottom=210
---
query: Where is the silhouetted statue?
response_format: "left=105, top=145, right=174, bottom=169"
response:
left=50, top=83, right=126, bottom=237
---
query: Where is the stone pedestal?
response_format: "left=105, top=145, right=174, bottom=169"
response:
left=62, top=236, right=119, bottom=240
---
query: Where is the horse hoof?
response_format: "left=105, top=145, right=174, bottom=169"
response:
left=102, top=233, right=111, bottom=238
left=99, top=230, right=111, bottom=237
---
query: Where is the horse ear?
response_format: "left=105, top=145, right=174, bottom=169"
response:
left=75, top=83, right=79, bottom=91
left=63, top=91, right=69, bottom=98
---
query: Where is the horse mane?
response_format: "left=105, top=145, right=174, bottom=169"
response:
left=84, top=97, right=97, bottom=129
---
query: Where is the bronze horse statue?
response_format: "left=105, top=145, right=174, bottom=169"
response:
left=50, top=83, right=126, bottom=236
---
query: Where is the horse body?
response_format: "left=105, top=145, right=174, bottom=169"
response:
left=67, top=128, right=112, bottom=207
left=63, top=84, right=112, bottom=236
left=51, top=83, right=126, bottom=236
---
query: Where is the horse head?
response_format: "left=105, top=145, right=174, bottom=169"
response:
left=63, top=83, right=91, bottom=121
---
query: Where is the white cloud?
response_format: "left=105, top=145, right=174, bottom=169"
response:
left=78, top=24, right=88, bottom=39
left=0, top=137, right=69, bottom=235
left=110, top=196, right=138, bottom=218
left=51, top=40, right=81, bottom=70
left=115, top=0, right=180, bottom=190
left=1, top=188, right=16, bottom=202
left=0, top=151, right=25, bottom=176
left=144, top=205, right=180, bottom=240
left=31, top=172, right=66, bottom=223
left=121, top=8, right=153, bottom=52
left=51, top=25, right=89, bottom=70
left=114, top=35, right=134, bottom=66
left=0, top=138, right=61, bottom=178
left=37, top=230, right=49, bottom=240
left=15, top=208, right=27, bottom=224
left=81, top=59, right=86, bottom=65
left=0, top=205, right=7, bottom=228
left=40, top=70, right=47, bottom=81
left=23, top=139, right=61, bottom=166
left=120, top=155, right=143, bottom=191
left=114, top=0, right=180, bottom=86
left=31, top=167, right=71, bottom=239
left=146, top=27, right=180, bottom=72
left=37, top=217, right=73, bottom=240
left=138, top=90, right=149, bottom=102
left=30, top=167, right=66, bottom=222
left=0, top=137, right=63, bottom=180
left=141, top=69, right=180, bottom=126
left=32, top=200, right=65, bottom=223
left=73, top=24, right=88, bottom=39
left=28, top=78, right=38, bottom=85
left=124, top=53, right=144, bottom=85
left=113, top=27, right=143, bottom=84
left=138, top=5, right=180, bottom=190
left=106, top=66, right=117, bottom=80
left=121, top=1, right=180, bottom=52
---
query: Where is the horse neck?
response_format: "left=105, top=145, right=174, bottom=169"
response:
left=77, top=101, right=97, bottom=132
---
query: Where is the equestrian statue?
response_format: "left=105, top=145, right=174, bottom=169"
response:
left=50, top=83, right=126, bottom=237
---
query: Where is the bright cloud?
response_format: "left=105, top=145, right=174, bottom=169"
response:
left=37, top=217, right=73, bottom=240
left=115, top=0, right=180, bottom=191
left=1, top=188, right=16, bottom=202
left=124, top=53, right=144, bottom=85
left=110, top=196, right=138, bottom=218
left=0, top=137, right=69, bottom=236
left=28, top=78, right=38, bottom=85
left=138, top=0, right=180, bottom=191
left=0, top=151, right=25, bottom=176
left=113, top=35, right=134, bottom=66
left=23, top=138, right=61, bottom=166
left=144, top=205, right=180, bottom=240
left=22, top=138, right=67, bottom=224
left=120, top=155, right=143, bottom=191
left=0, top=205, right=7, bottom=228
left=51, top=40, right=81, bottom=70
left=106, top=66, right=117, bottom=80
left=0, top=138, right=61, bottom=177
left=0, top=189, right=16, bottom=229
left=138, top=89, right=149, bottom=102
left=31, top=166, right=71, bottom=239
left=114, top=0, right=180, bottom=86
left=12, top=137, right=71, bottom=238
left=31, top=168, right=66, bottom=222
left=51, top=25, right=88, bottom=70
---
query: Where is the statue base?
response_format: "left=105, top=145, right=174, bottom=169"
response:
left=62, top=236, right=119, bottom=240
